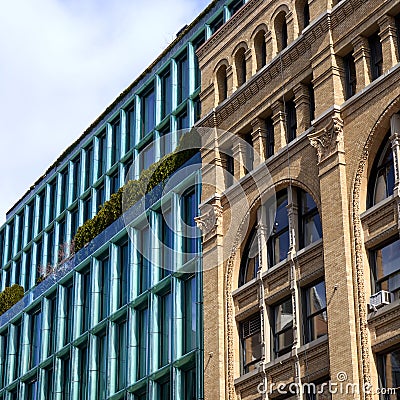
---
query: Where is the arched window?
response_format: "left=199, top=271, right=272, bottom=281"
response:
left=275, top=12, right=288, bottom=52
left=216, top=64, right=228, bottom=104
left=254, top=30, right=267, bottom=71
left=238, top=188, right=322, bottom=287
left=239, top=230, right=259, bottom=286
left=267, top=189, right=289, bottom=266
left=368, top=134, right=395, bottom=207
left=235, top=47, right=247, bottom=87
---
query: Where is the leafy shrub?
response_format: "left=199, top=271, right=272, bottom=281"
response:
left=0, top=284, right=24, bottom=316
left=73, top=130, right=200, bottom=251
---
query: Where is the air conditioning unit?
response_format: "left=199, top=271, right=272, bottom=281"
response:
left=369, top=290, right=392, bottom=309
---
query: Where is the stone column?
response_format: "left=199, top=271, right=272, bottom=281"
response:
left=226, top=65, right=234, bottom=98
left=232, top=135, right=249, bottom=179
left=308, top=108, right=362, bottom=400
left=378, top=15, right=399, bottom=72
left=352, top=36, right=372, bottom=92
left=251, top=117, right=267, bottom=166
left=195, top=195, right=225, bottom=400
left=294, top=83, right=311, bottom=136
left=272, top=101, right=287, bottom=152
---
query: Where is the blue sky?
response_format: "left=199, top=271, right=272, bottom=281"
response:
left=0, top=0, right=210, bottom=223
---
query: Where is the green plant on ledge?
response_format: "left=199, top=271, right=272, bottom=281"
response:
left=0, top=284, right=24, bottom=316
left=73, top=130, right=200, bottom=252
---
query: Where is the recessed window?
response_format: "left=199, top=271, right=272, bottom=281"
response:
left=116, top=317, right=128, bottom=391
left=273, top=297, right=293, bottom=357
left=268, top=190, right=290, bottom=266
left=343, top=52, right=357, bottom=100
left=239, top=230, right=259, bottom=286
left=254, top=30, right=267, bottom=71
left=240, top=314, right=262, bottom=373
left=181, top=188, right=199, bottom=262
left=160, top=292, right=172, bottom=367
left=177, top=107, right=190, bottom=131
left=369, top=32, right=383, bottom=80
left=371, top=237, right=400, bottom=299
left=29, top=307, right=42, bottom=368
left=192, top=32, right=206, bottom=90
left=177, top=50, right=189, bottom=105
left=299, top=191, right=322, bottom=248
left=160, top=67, right=172, bottom=120
left=117, top=240, right=129, bottom=308
left=63, top=283, right=74, bottom=345
left=97, top=130, right=108, bottom=177
left=6, top=220, right=14, bottom=262
left=97, top=331, right=108, bottom=398
left=138, top=226, right=150, bottom=294
left=216, top=64, right=228, bottom=103
left=266, top=116, right=275, bottom=158
left=84, top=143, right=94, bottom=190
left=111, top=118, right=121, bottom=166
left=286, top=100, right=297, bottom=143
left=48, top=180, right=57, bottom=223
left=368, top=135, right=394, bottom=207
left=378, top=347, right=400, bottom=399
left=303, top=281, right=328, bottom=343
left=209, top=13, right=224, bottom=35
left=137, top=306, right=149, bottom=379
left=79, top=343, right=89, bottom=399
left=235, top=47, right=247, bottom=87
left=98, top=254, right=110, bottom=321
left=303, top=1, right=310, bottom=29
left=60, top=168, right=69, bottom=211
left=72, top=154, right=81, bottom=200
left=141, top=84, right=156, bottom=137
left=126, top=103, right=135, bottom=152
left=228, top=0, right=245, bottom=16
left=183, top=276, right=197, bottom=353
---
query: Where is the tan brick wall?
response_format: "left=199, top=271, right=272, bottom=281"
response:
left=195, top=0, right=400, bottom=399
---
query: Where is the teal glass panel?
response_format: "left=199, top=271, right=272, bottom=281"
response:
left=160, top=292, right=172, bottom=367
left=79, top=344, right=89, bottom=400
left=184, top=276, right=197, bottom=353
left=97, top=332, right=107, bottom=398
left=99, top=255, right=110, bottom=321
left=112, top=118, right=121, bottom=166
left=138, top=307, right=148, bottom=379
left=117, top=318, right=128, bottom=391
left=30, top=308, right=42, bottom=368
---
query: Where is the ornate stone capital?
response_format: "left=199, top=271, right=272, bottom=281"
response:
left=195, top=198, right=223, bottom=241
left=308, top=116, right=344, bottom=163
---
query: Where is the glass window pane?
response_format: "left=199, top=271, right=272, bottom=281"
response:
left=275, top=298, right=293, bottom=333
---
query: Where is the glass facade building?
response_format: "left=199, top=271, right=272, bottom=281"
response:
left=0, top=1, right=248, bottom=399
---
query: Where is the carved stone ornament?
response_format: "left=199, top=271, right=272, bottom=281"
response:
left=309, top=116, right=344, bottom=163
left=194, top=202, right=223, bottom=239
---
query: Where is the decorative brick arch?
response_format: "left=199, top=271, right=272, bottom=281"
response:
left=352, top=96, right=400, bottom=400
left=225, top=178, right=321, bottom=399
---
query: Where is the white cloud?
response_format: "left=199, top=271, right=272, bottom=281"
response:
left=0, top=0, right=210, bottom=224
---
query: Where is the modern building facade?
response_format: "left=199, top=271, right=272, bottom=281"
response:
left=2, top=0, right=400, bottom=399
left=194, top=0, right=400, bottom=399
left=0, top=1, right=254, bottom=399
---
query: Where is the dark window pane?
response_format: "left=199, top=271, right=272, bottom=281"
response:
left=240, top=314, right=262, bottom=373
left=141, top=85, right=156, bottom=137
left=177, top=51, right=189, bottom=104
left=369, top=33, right=383, bottom=80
